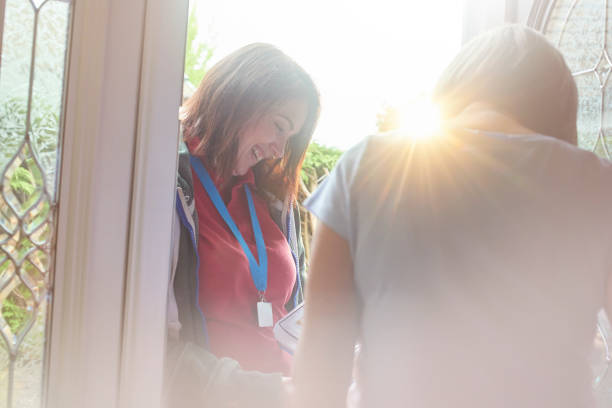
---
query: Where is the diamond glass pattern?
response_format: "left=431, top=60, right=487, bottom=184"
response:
left=0, top=0, right=71, bottom=407
left=546, top=0, right=612, bottom=158
left=595, top=50, right=612, bottom=87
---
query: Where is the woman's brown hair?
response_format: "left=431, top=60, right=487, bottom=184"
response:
left=181, top=43, right=320, bottom=199
left=433, top=25, right=578, bottom=144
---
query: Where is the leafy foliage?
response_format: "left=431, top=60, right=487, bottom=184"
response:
left=0, top=97, right=59, bottom=196
left=0, top=2, right=73, bottom=406
left=10, top=167, right=35, bottom=197
left=298, top=142, right=343, bottom=267
left=2, top=294, right=30, bottom=335
left=184, top=4, right=215, bottom=88
left=300, top=141, right=343, bottom=188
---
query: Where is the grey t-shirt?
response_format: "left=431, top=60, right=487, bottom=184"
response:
left=304, top=130, right=612, bottom=408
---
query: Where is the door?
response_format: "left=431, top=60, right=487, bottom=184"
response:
left=0, top=0, right=189, bottom=407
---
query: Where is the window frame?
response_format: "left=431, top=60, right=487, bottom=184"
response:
left=45, top=1, right=188, bottom=407
left=462, top=0, right=536, bottom=44
left=526, top=0, right=557, bottom=30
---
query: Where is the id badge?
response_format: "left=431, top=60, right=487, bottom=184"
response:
left=257, top=301, right=274, bottom=327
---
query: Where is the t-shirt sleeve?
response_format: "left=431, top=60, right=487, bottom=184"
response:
left=303, top=138, right=368, bottom=241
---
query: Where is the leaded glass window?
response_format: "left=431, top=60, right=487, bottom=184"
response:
left=544, top=0, right=612, bottom=158
left=539, top=1, right=612, bottom=403
left=0, top=0, right=71, bottom=407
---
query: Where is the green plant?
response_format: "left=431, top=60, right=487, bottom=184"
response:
left=0, top=97, right=59, bottom=196
left=2, top=294, right=30, bottom=335
left=298, top=142, right=343, bottom=267
left=10, top=167, right=35, bottom=198
left=184, top=3, right=215, bottom=88
left=0, top=95, right=52, bottom=341
left=300, top=141, right=343, bottom=188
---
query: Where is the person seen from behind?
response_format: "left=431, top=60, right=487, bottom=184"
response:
left=291, top=25, right=612, bottom=408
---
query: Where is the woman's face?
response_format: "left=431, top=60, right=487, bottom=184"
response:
left=232, top=98, right=308, bottom=176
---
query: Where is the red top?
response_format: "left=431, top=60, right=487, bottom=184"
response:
left=191, top=157, right=295, bottom=375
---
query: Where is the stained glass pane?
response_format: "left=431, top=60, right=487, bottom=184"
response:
left=0, top=1, right=34, bottom=173
left=544, top=0, right=612, bottom=158
left=546, top=0, right=604, bottom=73
left=544, top=2, right=612, bottom=405
left=0, top=0, right=71, bottom=407
left=575, top=73, right=602, bottom=151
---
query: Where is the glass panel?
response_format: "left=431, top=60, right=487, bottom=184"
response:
left=544, top=1, right=612, bottom=404
left=545, top=0, right=612, bottom=158
left=12, top=302, right=46, bottom=408
left=575, top=72, right=602, bottom=152
left=547, top=0, right=604, bottom=73
left=0, top=0, right=34, bottom=172
left=544, top=2, right=612, bottom=405
left=31, top=1, right=71, bottom=196
left=0, top=0, right=71, bottom=407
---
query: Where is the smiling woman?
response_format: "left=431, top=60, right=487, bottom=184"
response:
left=181, top=43, right=319, bottom=198
left=168, top=43, right=320, bottom=405
left=232, top=99, right=308, bottom=176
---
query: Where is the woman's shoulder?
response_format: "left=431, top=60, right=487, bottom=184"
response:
left=341, top=132, right=421, bottom=175
left=519, top=132, right=612, bottom=179
left=175, top=142, right=197, bottom=215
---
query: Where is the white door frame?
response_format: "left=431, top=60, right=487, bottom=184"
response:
left=118, top=0, right=188, bottom=406
left=46, top=0, right=188, bottom=407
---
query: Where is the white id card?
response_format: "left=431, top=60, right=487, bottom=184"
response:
left=257, top=301, right=274, bottom=327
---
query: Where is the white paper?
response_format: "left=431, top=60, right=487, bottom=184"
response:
left=273, top=302, right=304, bottom=354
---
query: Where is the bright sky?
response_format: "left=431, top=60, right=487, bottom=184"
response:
left=194, top=0, right=464, bottom=150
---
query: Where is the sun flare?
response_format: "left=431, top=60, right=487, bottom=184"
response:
left=397, top=98, right=442, bottom=140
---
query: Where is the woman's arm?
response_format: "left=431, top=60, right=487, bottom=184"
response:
left=165, top=342, right=287, bottom=408
left=291, top=222, right=360, bottom=408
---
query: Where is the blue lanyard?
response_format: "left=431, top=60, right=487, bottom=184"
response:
left=190, top=156, right=268, bottom=294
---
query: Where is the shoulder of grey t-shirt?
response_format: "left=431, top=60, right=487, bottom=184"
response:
left=302, top=135, right=373, bottom=241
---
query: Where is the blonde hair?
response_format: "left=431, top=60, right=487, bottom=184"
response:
left=433, top=25, right=578, bottom=144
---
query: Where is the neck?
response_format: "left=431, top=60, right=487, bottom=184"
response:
left=444, top=103, right=535, bottom=135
